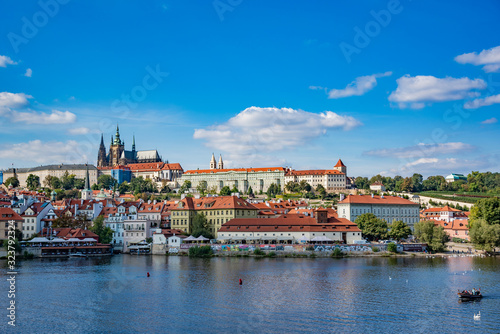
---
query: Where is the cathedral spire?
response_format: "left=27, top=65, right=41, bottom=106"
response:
left=132, top=134, right=136, bottom=151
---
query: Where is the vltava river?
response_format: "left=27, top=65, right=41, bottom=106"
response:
left=3, top=255, right=500, bottom=333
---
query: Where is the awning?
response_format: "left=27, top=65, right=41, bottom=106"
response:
left=28, top=237, right=50, bottom=243
left=277, top=236, right=294, bottom=240
left=259, top=236, right=277, bottom=240
left=311, top=236, right=332, bottom=242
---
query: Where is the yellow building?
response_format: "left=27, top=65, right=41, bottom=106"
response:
left=170, top=195, right=258, bottom=236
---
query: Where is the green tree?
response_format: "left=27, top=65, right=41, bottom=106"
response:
left=97, top=174, right=117, bottom=190
left=355, top=176, right=370, bottom=190
left=219, top=186, right=231, bottom=196
left=387, top=242, right=398, bottom=253
left=191, top=213, right=214, bottom=239
left=414, top=220, right=449, bottom=252
left=4, top=177, right=19, bottom=188
left=299, top=180, right=311, bottom=193
left=43, top=175, right=60, bottom=189
left=196, top=181, right=208, bottom=195
left=354, top=213, right=388, bottom=241
left=230, top=185, right=239, bottom=194
left=285, top=181, right=298, bottom=193
left=411, top=173, right=423, bottom=192
left=267, top=183, right=280, bottom=197
left=179, top=180, right=192, bottom=194
left=469, top=197, right=500, bottom=226
left=60, top=171, right=76, bottom=190
left=26, top=174, right=40, bottom=190
left=90, top=216, right=114, bottom=244
left=388, top=220, right=412, bottom=241
left=401, top=177, right=413, bottom=192
left=316, top=184, right=327, bottom=199
left=118, top=181, right=130, bottom=194
left=469, top=219, right=500, bottom=252
left=73, top=178, right=85, bottom=189
left=247, top=186, right=254, bottom=196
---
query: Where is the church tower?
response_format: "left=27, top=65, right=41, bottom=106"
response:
left=210, top=153, right=216, bottom=169
left=132, top=135, right=137, bottom=163
left=81, top=165, right=93, bottom=200
left=109, top=125, right=125, bottom=166
left=334, top=159, right=347, bottom=174
left=97, top=134, right=108, bottom=167
left=218, top=154, right=224, bottom=169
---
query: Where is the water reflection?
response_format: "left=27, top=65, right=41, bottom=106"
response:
left=5, top=255, right=500, bottom=333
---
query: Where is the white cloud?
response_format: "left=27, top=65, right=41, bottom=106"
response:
left=455, top=45, right=500, bottom=73
left=24, top=68, right=32, bottom=77
left=324, top=72, right=392, bottom=99
left=393, top=157, right=489, bottom=174
left=388, top=75, right=486, bottom=109
left=365, top=142, right=474, bottom=159
left=0, top=91, right=76, bottom=124
left=464, top=94, right=500, bottom=109
left=0, top=55, right=17, bottom=67
left=481, top=117, right=498, bottom=125
left=68, top=127, right=91, bottom=135
left=11, top=110, right=77, bottom=124
left=194, top=106, right=361, bottom=166
left=0, top=140, right=89, bottom=165
left=0, top=92, right=32, bottom=109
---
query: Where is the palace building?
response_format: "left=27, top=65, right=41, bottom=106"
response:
left=97, top=125, right=162, bottom=167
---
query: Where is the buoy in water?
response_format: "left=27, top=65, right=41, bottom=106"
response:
left=239, top=278, right=243, bottom=285
left=147, top=272, right=150, bottom=277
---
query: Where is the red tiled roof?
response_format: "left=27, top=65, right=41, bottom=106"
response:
left=172, top=196, right=259, bottom=211
left=338, top=195, right=417, bottom=205
left=220, top=214, right=360, bottom=233
left=125, top=162, right=184, bottom=172
left=334, top=159, right=346, bottom=168
left=286, top=169, right=344, bottom=176
left=0, top=207, right=23, bottom=221
left=434, top=220, right=469, bottom=231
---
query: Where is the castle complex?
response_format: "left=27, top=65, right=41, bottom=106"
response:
left=97, top=125, right=162, bottom=167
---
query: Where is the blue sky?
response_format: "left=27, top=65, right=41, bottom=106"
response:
left=0, top=0, right=499, bottom=177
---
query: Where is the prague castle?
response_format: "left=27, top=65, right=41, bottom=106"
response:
left=97, top=125, right=162, bottom=167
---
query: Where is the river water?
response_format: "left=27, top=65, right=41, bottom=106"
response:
left=2, top=255, right=499, bottom=333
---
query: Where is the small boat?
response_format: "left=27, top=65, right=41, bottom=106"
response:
left=70, top=252, right=88, bottom=258
left=458, top=291, right=483, bottom=300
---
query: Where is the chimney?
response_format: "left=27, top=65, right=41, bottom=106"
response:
left=371, top=193, right=374, bottom=198
left=181, top=194, right=185, bottom=200
left=340, top=194, right=345, bottom=201
left=148, top=200, right=151, bottom=204
left=153, top=200, right=157, bottom=205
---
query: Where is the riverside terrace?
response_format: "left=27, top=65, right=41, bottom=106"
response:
left=22, top=237, right=112, bottom=258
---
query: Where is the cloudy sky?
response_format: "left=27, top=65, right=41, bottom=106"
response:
left=0, top=0, right=499, bottom=177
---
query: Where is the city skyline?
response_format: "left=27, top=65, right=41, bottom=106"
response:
left=1, top=1, right=499, bottom=177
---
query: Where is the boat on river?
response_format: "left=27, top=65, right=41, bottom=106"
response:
left=458, top=291, right=483, bottom=300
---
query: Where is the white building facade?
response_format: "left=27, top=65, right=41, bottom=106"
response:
left=337, top=195, right=420, bottom=228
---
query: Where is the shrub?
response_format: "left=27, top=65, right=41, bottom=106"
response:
left=387, top=243, right=398, bottom=253
left=253, top=247, right=265, bottom=256
left=188, top=245, right=213, bottom=258
left=332, top=247, right=344, bottom=258
left=372, top=246, right=380, bottom=252
left=267, top=251, right=276, bottom=258
left=23, top=251, right=34, bottom=259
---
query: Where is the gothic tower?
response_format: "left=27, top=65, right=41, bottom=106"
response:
left=210, top=153, right=216, bottom=169
left=97, top=134, right=108, bottom=167
left=109, top=125, right=125, bottom=166
left=218, top=154, right=224, bottom=169
left=81, top=164, right=93, bottom=200
left=132, top=135, right=137, bottom=163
